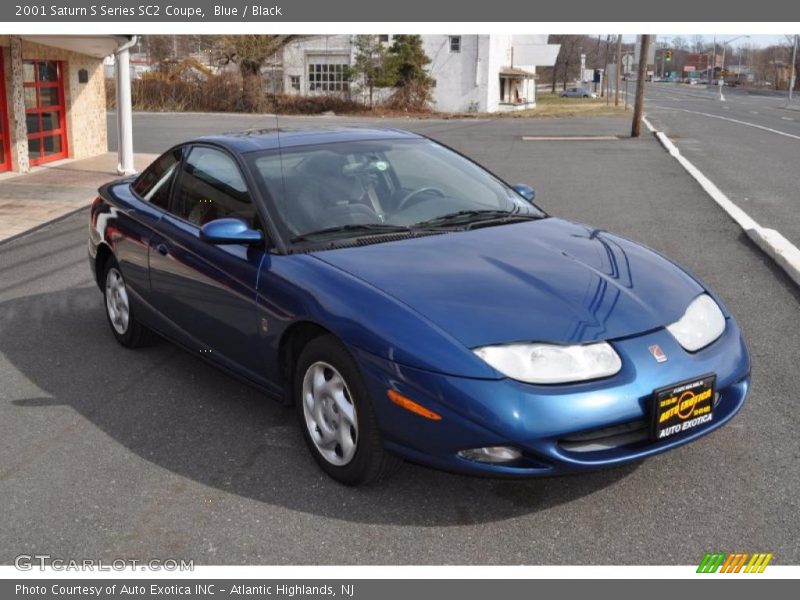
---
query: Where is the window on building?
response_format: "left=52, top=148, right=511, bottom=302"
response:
left=449, top=36, right=461, bottom=53
left=171, top=147, right=255, bottom=227
left=307, top=62, right=349, bottom=92
left=290, top=76, right=301, bottom=91
left=378, top=35, right=390, bottom=43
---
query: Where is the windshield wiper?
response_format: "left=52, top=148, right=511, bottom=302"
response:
left=414, top=209, right=540, bottom=228
left=290, top=223, right=412, bottom=243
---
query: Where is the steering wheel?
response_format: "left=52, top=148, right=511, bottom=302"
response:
left=396, top=187, right=445, bottom=211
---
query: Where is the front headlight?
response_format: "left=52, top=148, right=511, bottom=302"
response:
left=666, top=294, right=726, bottom=352
left=473, top=341, right=622, bottom=384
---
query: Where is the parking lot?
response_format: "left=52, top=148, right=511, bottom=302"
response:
left=1, top=113, right=799, bottom=564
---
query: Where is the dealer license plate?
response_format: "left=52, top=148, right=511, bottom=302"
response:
left=652, top=374, right=716, bottom=440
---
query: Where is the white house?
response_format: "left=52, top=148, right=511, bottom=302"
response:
left=281, top=35, right=560, bottom=113
left=422, top=35, right=560, bottom=112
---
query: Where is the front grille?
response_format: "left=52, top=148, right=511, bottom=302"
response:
left=559, top=419, right=648, bottom=453
left=559, top=392, right=722, bottom=454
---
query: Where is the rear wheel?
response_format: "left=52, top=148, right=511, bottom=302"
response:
left=295, top=335, right=401, bottom=485
left=102, top=257, right=153, bottom=348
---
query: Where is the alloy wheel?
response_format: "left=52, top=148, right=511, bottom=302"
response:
left=301, top=361, right=359, bottom=466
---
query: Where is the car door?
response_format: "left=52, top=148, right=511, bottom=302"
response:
left=147, top=144, right=269, bottom=383
left=100, top=146, right=183, bottom=322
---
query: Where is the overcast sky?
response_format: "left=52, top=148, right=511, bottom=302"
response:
left=620, top=34, right=796, bottom=47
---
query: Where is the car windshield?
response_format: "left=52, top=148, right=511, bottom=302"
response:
left=246, top=137, right=544, bottom=242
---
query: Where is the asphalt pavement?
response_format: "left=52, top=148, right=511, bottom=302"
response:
left=1, top=113, right=798, bottom=565
left=644, top=83, right=800, bottom=246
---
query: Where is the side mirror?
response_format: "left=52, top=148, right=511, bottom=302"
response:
left=200, top=218, right=263, bottom=245
left=511, top=184, right=535, bottom=201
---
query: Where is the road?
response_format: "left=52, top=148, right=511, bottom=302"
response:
left=2, top=114, right=798, bottom=565
left=643, top=84, right=800, bottom=246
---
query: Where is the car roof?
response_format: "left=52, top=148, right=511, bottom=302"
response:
left=194, top=127, right=424, bottom=154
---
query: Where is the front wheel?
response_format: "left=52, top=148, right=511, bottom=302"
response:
left=102, top=257, right=154, bottom=348
left=295, top=335, right=401, bottom=485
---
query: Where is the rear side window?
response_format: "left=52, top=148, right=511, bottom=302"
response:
left=132, top=148, right=182, bottom=209
left=171, top=147, right=255, bottom=226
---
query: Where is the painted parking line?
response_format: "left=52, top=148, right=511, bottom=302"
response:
left=521, top=136, right=620, bottom=141
left=648, top=104, right=800, bottom=141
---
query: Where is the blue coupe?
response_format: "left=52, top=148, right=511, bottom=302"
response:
left=88, top=128, right=750, bottom=485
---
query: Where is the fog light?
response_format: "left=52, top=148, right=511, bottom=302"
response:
left=458, top=446, right=522, bottom=464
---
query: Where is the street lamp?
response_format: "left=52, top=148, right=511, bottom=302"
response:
left=717, top=35, right=750, bottom=100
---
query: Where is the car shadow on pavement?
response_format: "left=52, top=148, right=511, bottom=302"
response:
left=0, top=287, right=639, bottom=526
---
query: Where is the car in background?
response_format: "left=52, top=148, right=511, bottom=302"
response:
left=560, top=87, right=598, bottom=98
left=88, top=128, right=750, bottom=485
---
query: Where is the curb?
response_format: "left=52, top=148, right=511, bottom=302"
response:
left=746, top=228, right=800, bottom=288
left=643, top=116, right=800, bottom=288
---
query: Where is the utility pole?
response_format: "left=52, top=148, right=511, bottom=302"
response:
left=602, top=34, right=610, bottom=98
left=631, top=34, right=651, bottom=138
left=790, top=34, right=798, bottom=104
left=615, top=34, right=622, bottom=106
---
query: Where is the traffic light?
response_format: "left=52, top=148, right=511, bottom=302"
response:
left=665, top=50, right=673, bottom=62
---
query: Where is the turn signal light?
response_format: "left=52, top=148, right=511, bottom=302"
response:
left=387, top=389, right=442, bottom=421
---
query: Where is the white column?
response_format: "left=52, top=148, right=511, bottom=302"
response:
left=115, top=41, right=135, bottom=175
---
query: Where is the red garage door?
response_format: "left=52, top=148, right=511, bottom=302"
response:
left=24, top=60, right=68, bottom=165
left=0, top=51, right=11, bottom=172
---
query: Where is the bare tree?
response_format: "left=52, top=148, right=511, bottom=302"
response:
left=671, top=36, right=689, bottom=51
left=552, top=35, right=583, bottom=91
left=141, top=35, right=174, bottom=64
left=214, top=35, right=304, bottom=112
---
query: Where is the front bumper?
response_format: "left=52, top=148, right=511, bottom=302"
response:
left=354, top=318, right=751, bottom=477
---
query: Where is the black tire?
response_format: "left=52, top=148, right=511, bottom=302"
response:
left=102, top=256, right=154, bottom=348
left=294, top=334, right=402, bottom=485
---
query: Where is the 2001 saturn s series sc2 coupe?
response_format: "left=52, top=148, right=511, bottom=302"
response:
left=88, top=128, right=750, bottom=485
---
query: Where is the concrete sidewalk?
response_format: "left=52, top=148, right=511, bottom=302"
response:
left=0, top=152, right=156, bottom=243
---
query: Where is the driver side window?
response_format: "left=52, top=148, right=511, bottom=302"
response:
left=171, top=147, right=256, bottom=227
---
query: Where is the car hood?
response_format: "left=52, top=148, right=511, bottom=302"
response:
left=312, top=218, right=705, bottom=348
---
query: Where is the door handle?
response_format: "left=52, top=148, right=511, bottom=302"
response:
left=155, top=243, right=169, bottom=256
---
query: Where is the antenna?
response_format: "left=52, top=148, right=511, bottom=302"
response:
left=271, top=37, right=288, bottom=243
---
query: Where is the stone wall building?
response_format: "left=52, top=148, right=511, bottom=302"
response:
left=0, top=35, right=125, bottom=174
